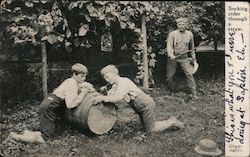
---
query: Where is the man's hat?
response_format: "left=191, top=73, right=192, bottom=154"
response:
left=191, top=60, right=199, bottom=75
left=194, top=139, right=222, bottom=156
left=186, top=58, right=199, bottom=75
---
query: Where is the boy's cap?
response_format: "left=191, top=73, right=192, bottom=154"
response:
left=101, top=65, right=119, bottom=76
left=72, top=63, right=88, bottom=74
left=176, top=17, right=188, bottom=24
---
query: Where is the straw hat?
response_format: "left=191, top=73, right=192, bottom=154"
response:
left=194, top=139, right=222, bottom=156
left=192, top=60, right=199, bottom=74
left=186, top=58, right=199, bottom=75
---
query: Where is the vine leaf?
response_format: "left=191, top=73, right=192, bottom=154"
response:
left=47, top=34, right=57, bottom=44
left=78, top=25, right=89, bottom=36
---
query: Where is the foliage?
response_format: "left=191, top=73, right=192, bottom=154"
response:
left=0, top=66, right=10, bottom=83
left=131, top=34, right=156, bottom=84
left=0, top=1, right=225, bottom=83
left=65, top=1, right=162, bottom=83
left=198, top=1, right=225, bottom=42
left=146, top=1, right=225, bottom=56
left=1, top=0, right=71, bottom=49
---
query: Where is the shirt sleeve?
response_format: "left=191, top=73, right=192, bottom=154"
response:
left=167, top=32, right=175, bottom=57
left=104, top=79, right=130, bottom=103
left=189, top=32, right=196, bottom=59
left=64, top=80, right=80, bottom=108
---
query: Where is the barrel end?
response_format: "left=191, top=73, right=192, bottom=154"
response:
left=87, top=102, right=117, bottom=135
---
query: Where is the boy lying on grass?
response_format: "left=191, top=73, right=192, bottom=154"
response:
left=93, top=64, right=184, bottom=132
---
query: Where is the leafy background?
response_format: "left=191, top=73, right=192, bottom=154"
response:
left=0, top=1, right=225, bottom=156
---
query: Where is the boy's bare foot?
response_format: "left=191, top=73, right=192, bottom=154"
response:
left=3, top=132, right=17, bottom=142
left=23, top=130, right=46, bottom=143
left=169, top=116, right=185, bottom=130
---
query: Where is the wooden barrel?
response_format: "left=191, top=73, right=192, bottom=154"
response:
left=65, top=92, right=117, bottom=135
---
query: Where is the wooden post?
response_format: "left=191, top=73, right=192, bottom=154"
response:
left=41, top=30, right=48, bottom=98
left=0, top=89, right=1, bottom=108
left=141, top=14, right=149, bottom=89
left=214, top=36, right=218, bottom=51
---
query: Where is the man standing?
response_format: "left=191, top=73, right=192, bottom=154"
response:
left=166, top=17, right=198, bottom=98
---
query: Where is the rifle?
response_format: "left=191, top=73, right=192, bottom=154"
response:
left=175, top=39, right=210, bottom=59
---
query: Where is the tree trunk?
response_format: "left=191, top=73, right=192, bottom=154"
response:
left=0, top=89, right=1, bottom=108
left=41, top=30, right=48, bottom=98
left=111, top=31, right=119, bottom=63
left=213, top=35, right=218, bottom=51
left=141, top=14, right=149, bottom=89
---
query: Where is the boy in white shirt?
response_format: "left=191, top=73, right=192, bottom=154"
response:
left=93, top=65, right=184, bottom=132
left=39, top=63, right=95, bottom=140
left=6, top=63, right=94, bottom=143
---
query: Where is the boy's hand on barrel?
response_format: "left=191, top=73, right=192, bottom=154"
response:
left=80, top=87, right=89, bottom=93
left=79, top=82, right=95, bottom=92
left=93, top=96, right=105, bottom=105
left=87, top=86, right=96, bottom=92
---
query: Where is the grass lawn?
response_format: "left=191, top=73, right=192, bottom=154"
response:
left=0, top=72, right=225, bottom=157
